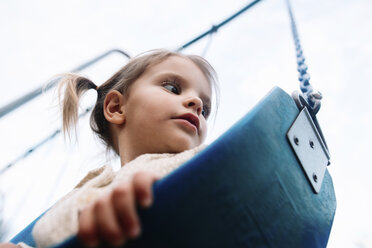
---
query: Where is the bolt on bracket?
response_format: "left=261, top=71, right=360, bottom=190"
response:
left=287, top=107, right=330, bottom=194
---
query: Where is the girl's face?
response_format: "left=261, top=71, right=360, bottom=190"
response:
left=119, top=56, right=212, bottom=160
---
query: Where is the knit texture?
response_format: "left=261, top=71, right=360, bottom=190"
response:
left=32, top=145, right=205, bottom=248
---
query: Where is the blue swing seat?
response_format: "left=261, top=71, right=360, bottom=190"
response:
left=11, top=87, right=336, bottom=248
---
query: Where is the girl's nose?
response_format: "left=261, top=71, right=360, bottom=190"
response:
left=183, top=97, right=202, bottom=115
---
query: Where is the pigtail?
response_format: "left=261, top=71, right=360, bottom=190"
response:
left=57, top=73, right=97, bottom=138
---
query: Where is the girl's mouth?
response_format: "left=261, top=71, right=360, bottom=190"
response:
left=172, top=113, right=200, bottom=131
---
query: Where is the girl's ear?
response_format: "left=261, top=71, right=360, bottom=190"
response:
left=103, top=90, right=126, bottom=125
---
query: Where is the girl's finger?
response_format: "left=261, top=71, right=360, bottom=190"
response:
left=94, top=194, right=125, bottom=246
left=112, top=183, right=141, bottom=239
left=78, top=205, right=99, bottom=247
left=132, top=171, right=161, bottom=208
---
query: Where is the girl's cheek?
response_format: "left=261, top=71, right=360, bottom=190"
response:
left=200, top=121, right=208, bottom=141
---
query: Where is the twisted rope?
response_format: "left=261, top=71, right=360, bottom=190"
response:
left=286, top=0, right=322, bottom=114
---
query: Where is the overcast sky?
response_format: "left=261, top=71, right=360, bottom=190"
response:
left=0, top=0, right=372, bottom=247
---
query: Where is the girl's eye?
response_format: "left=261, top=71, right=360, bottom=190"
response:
left=162, top=81, right=181, bottom=95
left=202, top=105, right=210, bottom=119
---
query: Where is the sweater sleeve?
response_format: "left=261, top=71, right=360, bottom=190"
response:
left=32, top=165, right=115, bottom=248
left=17, top=242, right=34, bottom=248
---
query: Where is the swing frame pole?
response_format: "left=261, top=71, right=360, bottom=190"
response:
left=0, top=0, right=264, bottom=119
left=176, top=0, right=263, bottom=51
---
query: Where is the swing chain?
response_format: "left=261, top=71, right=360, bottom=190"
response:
left=286, top=0, right=322, bottom=114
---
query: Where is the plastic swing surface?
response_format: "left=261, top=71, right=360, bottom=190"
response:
left=11, top=87, right=336, bottom=248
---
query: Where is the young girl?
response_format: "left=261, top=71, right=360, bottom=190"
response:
left=3, top=49, right=218, bottom=248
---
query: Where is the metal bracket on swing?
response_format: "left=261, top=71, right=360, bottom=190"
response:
left=287, top=92, right=330, bottom=194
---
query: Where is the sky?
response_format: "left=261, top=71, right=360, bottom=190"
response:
left=0, top=0, right=372, bottom=247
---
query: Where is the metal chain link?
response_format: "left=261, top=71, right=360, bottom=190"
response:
left=286, top=0, right=322, bottom=114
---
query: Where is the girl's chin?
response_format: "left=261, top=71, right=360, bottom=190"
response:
left=164, top=140, right=199, bottom=153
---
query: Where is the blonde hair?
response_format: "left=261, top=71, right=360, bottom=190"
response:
left=58, top=49, right=219, bottom=154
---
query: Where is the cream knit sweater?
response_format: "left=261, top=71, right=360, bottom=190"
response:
left=24, top=145, right=205, bottom=248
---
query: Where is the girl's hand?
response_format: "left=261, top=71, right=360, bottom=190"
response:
left=0, top=244, right=21, bottom=248
left=78, top=171, right=161, bottom=247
